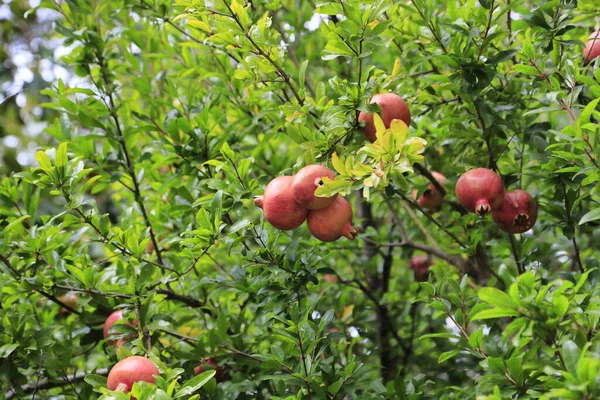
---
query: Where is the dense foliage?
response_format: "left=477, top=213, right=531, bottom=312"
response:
left=2, top=0, right=600, bottom=399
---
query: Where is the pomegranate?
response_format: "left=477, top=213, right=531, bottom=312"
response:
left=291, top=164, right=337, bottom=210
left=583, top=31, right=600, bottom=63
left=107, top=356, right=159, bottom=393
left=492, top=190, right=537, bottom=234
left=307, top=197, right=359, bottom=242
left=59, top=293, right=78, bottom=315
left=323, top=274, right=337, bottom=283
left=194, top=358, right=229, bottom=382
left=417, top=171, right=447, bottom=211
left=358, top=93, right=411, bottom=142
left=103, top=310, right=135, bottom=346
left=254, top=176, right=308, bottom=230
left=455, top=168, right=505, bottom=216
left=409, top=255, right=432, bottom=282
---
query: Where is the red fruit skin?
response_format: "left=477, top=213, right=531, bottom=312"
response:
left=107, top=356, right=159, bottom=393
left=103, top=310, right=134, bottom=347
left=194, top=358, right=229, bottom=382
left=254, top=176, right=308, bottom=230
left=291, top=165, right=338, bottom=210
left=409, top=255, right=432, bottom=282
left=455, top=168, right=505, bottom=216
left=358, top=93, right=411, bottom=142
left=492, top=190, right=538, bottom=234
left=417, top=171, right=447, bottom=211
left=103, top=310, right=124, bottom=339
left=583, top=31, right=600, bottom=63
left=323, top=274, right=337, bottom=283
left=307, top=197, right=359, bottom=242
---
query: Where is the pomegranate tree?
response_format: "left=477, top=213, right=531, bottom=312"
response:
left=358, top=93, right=411, bottom=142
left=107, top=356, right=159, bottom=393
left=455, top=168, right=505, bottom=216
left=291, top=164, right=337, bottom=210
left=307, top=197, right=359, bottom=242
left=492, top=190, right=538, bottom=234
left=254, top=176, right=308, bottom=230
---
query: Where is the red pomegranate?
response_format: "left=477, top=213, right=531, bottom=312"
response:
left=103, top=310, right=134, bottom=346
left=583, top=31, right=600, bottom=63
left=59, top=293, right=78, bottom=315
left=307, top=197, right=358, bottom=242
left=323, top=274, right=337, bottom=283
left=417, top=171, right=447, bottom=211
left=492, top=190, right=538, bottom=234
left=455, top=168, right=505, bottom=216
left=358, top=93, right=411, bottom=142
left=254, top=176, right=308, bottom=230
left=194, top=358, right=229, bottom=382
left=409, top=255, right=432, bottom=282
left=291, top=164, right=337, bottom=210
left=107, top=356, right=159, bottom=393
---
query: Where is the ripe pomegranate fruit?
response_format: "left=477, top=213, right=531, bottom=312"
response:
left=358, top=93, right=411, bottom=142
left=107, top=356, right=159, bottom=393
left=291, top=164, right=337, bottom=210
left=307, top=197, right=358, bottom=242
left=194, top=358, right=229, bottom=382
left=409, top=255, right=432, bottom=282
left=583, top=31, right=600, bottom=63
left=254, top=176, right=308, bottom=230
left=417, top=171, right=447, bottom=211
left=455, top=168, right=505, bottom=216
left=103, top=310, right=135, bottom=346
left=492, top=190, right=538, bottom=234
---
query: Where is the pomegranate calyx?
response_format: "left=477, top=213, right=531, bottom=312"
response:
left=253, top=195, right=264, bottom=208
left=342, top=224, right=359, bottom=240
left=115, top=383, right=129, bottom=392
left=475, top=200, right=492, bottom=216
left=514, top=213, right=529, bottom=228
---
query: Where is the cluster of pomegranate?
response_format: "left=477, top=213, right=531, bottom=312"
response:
left=254, top=164, right=358, bottom=242
left=456, top=168, right=538, bottom=234
left=406, top=168, right=537, bottom=281
left=103, top=310, right=226, bottom=396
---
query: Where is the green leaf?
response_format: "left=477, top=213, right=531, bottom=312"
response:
left=579, top=208, right=600, bottom=225
left=478, top=287, right=519, bottom=309
left=176, top=370, right=216, bottom=397
left=55, top=142, right=68, bottom=168
left=36, top=151, right=53, bottom=172
left=472, top=308, right=520, bottom=320
left=299, top=60, right=308, bottom=92
left=438, top=350, right=460, bottom=363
